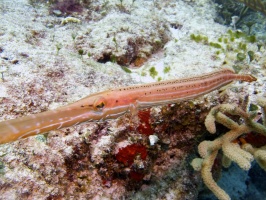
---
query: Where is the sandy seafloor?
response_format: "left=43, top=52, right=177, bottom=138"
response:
left=0, top=0, right=266, bottom=199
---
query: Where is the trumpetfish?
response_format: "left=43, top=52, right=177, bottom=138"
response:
left=0, top=68, right=256, bottom=144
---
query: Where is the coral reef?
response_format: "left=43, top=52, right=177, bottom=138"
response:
left=214, top=0, right=266, bottom=39
left=74, top=12, right=171, bottom=67
left=191, top=97, right=266, bottom=200
left=0, top=0, right=264, bottom=198
left=0, top=100, right=212, bottom=199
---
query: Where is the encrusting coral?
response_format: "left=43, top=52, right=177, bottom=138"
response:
left=191, top=97, right=266, bottom=200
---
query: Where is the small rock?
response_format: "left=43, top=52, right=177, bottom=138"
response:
left=149, top=135, right=159, bottom=146
left=53, top=10, right=62, bottom=16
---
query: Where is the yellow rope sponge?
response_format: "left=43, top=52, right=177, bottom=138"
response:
left=191, top=97, right=266, bottom=200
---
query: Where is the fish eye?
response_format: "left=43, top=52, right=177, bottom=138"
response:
left=93, top=97, right=106, bottom=111
left=96, top=102, right=105, bottom=109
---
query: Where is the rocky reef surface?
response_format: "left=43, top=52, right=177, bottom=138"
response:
left=0, top=0, right=265, bottom=199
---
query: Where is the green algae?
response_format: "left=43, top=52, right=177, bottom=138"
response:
left=149, top=67, right=158, bottom=78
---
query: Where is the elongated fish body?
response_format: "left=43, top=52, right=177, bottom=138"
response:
left=0, top=69, right=256, bottom=144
